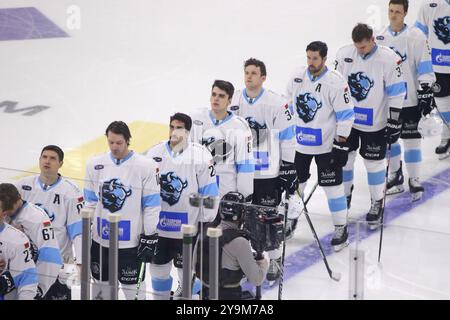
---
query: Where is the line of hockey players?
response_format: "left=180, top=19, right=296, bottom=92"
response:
left=1, top=0, right=449, bottom=300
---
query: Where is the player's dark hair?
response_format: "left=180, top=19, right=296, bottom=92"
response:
left=105, top=121, right=132, bottom=146
left=352, top=23, right=374, bottom=43
left=41, top=145, right=64, bottom=162
left=170, top=113, right=192, bottom=131
left=389, top=0, right=408, bottom=12
left=306, top=41, right=328, bottom=58
left=244, top=58, right=267, bottom=77
left=0, top=183, right=21, bottom=212
left=212, top=80, right=235, bottom=99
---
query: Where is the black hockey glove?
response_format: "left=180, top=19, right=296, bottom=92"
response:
left=137, top=233, right=158, bottom=263
left=0, top=271, right=15, bottom=295
left=330, top=139, right=350, bottom=167
left=386, top=118, right=402, bottom=144
left=278, top=161, right=298, bottom=195
left=417, top=83, right=435, bottom=116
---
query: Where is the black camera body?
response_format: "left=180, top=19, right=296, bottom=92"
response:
left=243, top=205, right=284, bottom=252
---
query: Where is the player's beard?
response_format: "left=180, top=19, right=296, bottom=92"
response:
left=308, top=62, right=325, bottom=75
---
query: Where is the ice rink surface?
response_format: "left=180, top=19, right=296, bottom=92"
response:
left=0, top=0, right=449, bottom=300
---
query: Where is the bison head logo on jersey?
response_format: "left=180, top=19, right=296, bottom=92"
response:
left=160, top=172, right=188, bottom=206
left=389, top=47, right=407, bottom=62
left=348, top=72, right=374, bottom=102
left=201, top=136, right=233, bottom=164
left=101, top=178, right=132, bottom=213
left=35, top=203, right=55, bottom=222
left=245, top=117, right=268, bottom=147
left=295, top=93, right=322, bottom=123
left=434, top=16, right=450, bottom=44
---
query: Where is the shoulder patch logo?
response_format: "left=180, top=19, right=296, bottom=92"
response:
left=194, top=120, right=203, bottom=126
left=344, top=58, right=353, bottom=63
left=294, top=78, right=303, bottom=83
left=230, top=105, right=239, bottom=111
left=376, top=35, right=384, bottom=40
left=22, top=185, right=32, bottom=191
left=94, top=165, right=104, bottom=170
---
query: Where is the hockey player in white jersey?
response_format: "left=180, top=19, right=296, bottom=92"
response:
left=415, top=0, right=450, bottom=159
left=0, top=183, right=62, bottom=298
left=377, top=0, right=436, bottom=201
left=84, top=121, right=161, bottom=300
left=190, top=80, right=255, bottom=200
left=230, top=58, right=299, bottom=282
left=145, top=113, right=219, bottom=300
left=0, top=216, right=38, bottom=300
left=335, top=23, right=406, bottom=229
left=287, top=41, right=355, bottom=251
left=15, top=145, right=84, bottom=299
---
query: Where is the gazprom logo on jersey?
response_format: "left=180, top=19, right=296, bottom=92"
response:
left=353, top=107, right=374, bottom=126
left=296, top=127, right=322, bottom=146
left=254, top=151, right=269, bottom=171
left=96, top=217, right=131, bottom=241
left=432, top=49, right=450, bottom=67
left=157, top=211, right=188, bottom=232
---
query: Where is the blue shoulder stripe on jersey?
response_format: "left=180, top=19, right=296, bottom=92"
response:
left=67, top=221, right=82, bottom=240
left=152, top=276, right=173, bottom=292
left=278, top=125, right=295, bottom=140
left=404, top=149, right=422, bottom=164
left=142, top=193, right=161, bottom=209
left=328, top=196, right=347, bottom=213
left=417, top=61, right=433, bottom=75
left=335, top=109, right=354, bottom=122
left=13, top=267, right=38, bottom=288
left=414, top=21, right=429, bottom=36
left=385, top=82, right=406, bottom=97
left=0, top=224, right=5, bottom=233
left=198, top=182, right=219, bottom=197
left=368, top=170, right=386, bottom=186
left=441, top=111, right=450, bottom=122
left=235, top=160, right=255, bottom=173
left=83, top=189, right=98, bottom=202
left=38, top=247, right=63, bottom=265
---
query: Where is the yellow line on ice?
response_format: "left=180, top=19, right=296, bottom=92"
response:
left=16, top=121, right=167, bottom=187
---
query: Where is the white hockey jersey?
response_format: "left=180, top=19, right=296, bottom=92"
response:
left=335, top=44, right=406, bottom=132
left=285, top=66, right=355, bottom=155
left=190, top=110, right=255, bottom=199
left=376, top=24, right=436, bottom=107
left=415, top=0, right=450, bottom=74
left=145, top=141, right=219, bottom=239
left=84, top=151, right=161, bottom=249
left=0, top=223, right=38, bottom=300
left=8, top=201, right=62, bottom=296
left=230, top=88, right=296, bottom=179
left=16, top=175, right=84, bottom=264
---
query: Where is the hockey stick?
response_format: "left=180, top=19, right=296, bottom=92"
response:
left=297, top=183, right=341, bottom=282
left=134, top=261, right=146, bottom=300
left=435, top=105, right=450, bottom=131
left=278, top=183, right=319, bottom=299
left=277, top=190, right=290, bottom=300
left=378, top=141, right=392, bottom=263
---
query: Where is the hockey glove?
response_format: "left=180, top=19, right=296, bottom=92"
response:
left=0, top=271, right=15, bottom=295
left=137, top=233, right=158, bottom=263
left=417, top=83, right=435, bottom=117
left=331, top=139, right=350, bottom=167
left=386, top=118, right=402, bottom=144
left=278, top=161, right=298, bottom=195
